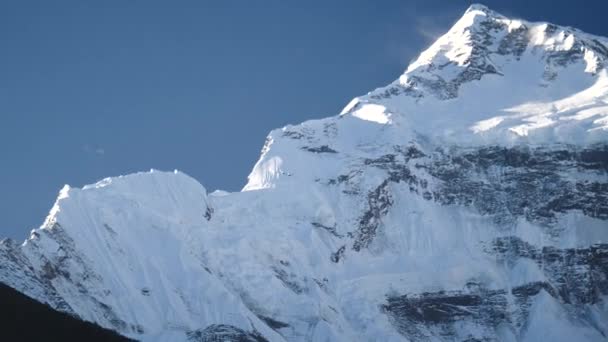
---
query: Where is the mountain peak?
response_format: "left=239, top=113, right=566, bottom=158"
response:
left=463, top=3, right=502, bottom=17
left=402, top=4, right=608, bottom=85
left=338, top=5, right=608, bottom=145
left=459, top=4, right=514, bottom=34
left=403, top=5, right=522, bottom=78
left=2, top=6, right=608, bottom=342
left=465, top=3, right=489, bottom=12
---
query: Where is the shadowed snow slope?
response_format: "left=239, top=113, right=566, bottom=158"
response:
left=2, top=4, right=608, bottom=342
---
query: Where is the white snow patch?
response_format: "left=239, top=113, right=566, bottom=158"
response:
left=350, top=104, right=391, bottom=124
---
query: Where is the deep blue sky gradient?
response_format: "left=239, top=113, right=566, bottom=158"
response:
left=2, top=0, right=607, bottom=238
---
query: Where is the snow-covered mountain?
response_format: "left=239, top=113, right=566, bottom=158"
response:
left=2, top=4, right=607, bottom=341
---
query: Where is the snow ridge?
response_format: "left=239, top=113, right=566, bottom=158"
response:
left=1, top=4, right=608, bottom=342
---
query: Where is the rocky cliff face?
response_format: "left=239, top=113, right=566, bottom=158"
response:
left=1, top=4, right=607, bottom=342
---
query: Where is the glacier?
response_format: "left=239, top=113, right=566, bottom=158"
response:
left=1, top=4, right=608, bottom=341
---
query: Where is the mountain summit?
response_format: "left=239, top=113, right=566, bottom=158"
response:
left=340, top=3, right=608, bottom=146
left=2, top=5, right=608, bottom=342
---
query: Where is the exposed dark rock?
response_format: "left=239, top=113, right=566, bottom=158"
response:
left=25, top=224, right=133, bottom=334
left=187, top=324, right=268, bottom=342
left=369, top=83, right=424, bottom=100
left=327, top=171, right=361, bottom=186
left=382, top=280, right=576, bottom=341
left=311, top=222, right=343, bottom=238
left=302, top=145, right=338, bottom=154
left=103, top=223, right=117, bottom=236
left=396, top=144, right=426, bottom=160
left=352, top=180, right=393, bottom=251
left=282, top=131, right=304, bottom=140
left=383, top=288, right=507, bottom=324
left=258, top=315, right=290, bottom=330
left=382, top=287, right=508, bottom=340
left=313, top=278, right=330, bottom=293
left=0, top=239, right=73, bottom=313
left=425, top=145, right=608, bottom=228
left=497, top=25, right=529, bottom=58
left=492, top=236, right=608, bottom=305
left=271, top=266, right=306, bottom=294
left=204, top=206, right=214, bottom=221
left=330, top=245, right=345, bottom=263
left=343, top=144, right=606, bottom=264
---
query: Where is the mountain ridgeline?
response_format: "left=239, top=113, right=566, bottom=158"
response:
left=1, top=4, right=607, bottom=342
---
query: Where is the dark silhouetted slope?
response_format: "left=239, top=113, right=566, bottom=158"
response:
left=0, top=282, right=133, bottom=341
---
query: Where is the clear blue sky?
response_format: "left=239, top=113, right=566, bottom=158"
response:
left=1, top=0, right=607, bottom=239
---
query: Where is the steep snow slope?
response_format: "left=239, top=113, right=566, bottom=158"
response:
left=1, top=4, right=608, bottom=342
left=1, top=171, right=283, bottom=341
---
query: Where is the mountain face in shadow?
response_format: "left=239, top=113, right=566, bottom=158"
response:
left=0, top=282, right=132, bottom=342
